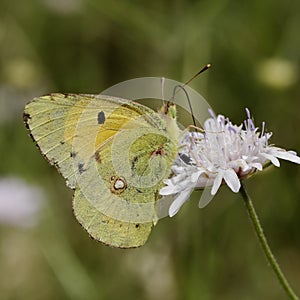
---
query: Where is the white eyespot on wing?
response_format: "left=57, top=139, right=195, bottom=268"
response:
left=110, top=176, right=127, bottom=194
left=114, top=179, right=125, bottom=189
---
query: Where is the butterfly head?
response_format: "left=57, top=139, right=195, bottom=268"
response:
left=159, top=101, right=177, bottom=120
left=159, top=101, right=180, bottom=141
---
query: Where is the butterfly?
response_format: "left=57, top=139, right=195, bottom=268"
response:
left=23, top=93, right=180, bottom=248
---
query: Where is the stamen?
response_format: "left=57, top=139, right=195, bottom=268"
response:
left=228, top=125, right=237, bottom=134
left=249, top=119, right=255, bottom=131
left=208, top=108, right=216, bottom=119
left=261, top=121, right=265, bottom=137
left=245, top=107, right=251, bottom=119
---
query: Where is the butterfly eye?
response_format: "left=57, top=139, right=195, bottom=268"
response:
left=161, top=102, right=176, bottom=119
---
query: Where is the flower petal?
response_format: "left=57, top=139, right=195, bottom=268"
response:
left=169, top=189, right=192, bottom=217
left=261, top=153, right=280, bottom=167
left=191, top=170, right=205, bottom=182
left=251, top=162, right=263, bottom=171
left=223, top=169, right=241, bottom=193
left=211, top=170, right=224, bottom=195
left=271, top=149, right=300, bottom=164
left=198, top=187, right=215, bottom=208
left=159, top=185, right=176, bottom=195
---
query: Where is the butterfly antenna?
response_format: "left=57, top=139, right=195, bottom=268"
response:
left=182, top=63, right=211, bottom=89
left=172, top=85, right=197, bottom=126
left=171, top=63, right=212, bottom=126
left=160, top=77, right=165, bottom=105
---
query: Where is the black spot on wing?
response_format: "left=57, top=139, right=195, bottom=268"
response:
left=97, top=111, right=105, bottom=124
left=70, top=151, right=77, bottom=158
left=78, top=162, right=86, bottom=174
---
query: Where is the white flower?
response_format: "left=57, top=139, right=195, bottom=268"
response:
left=160, top=108, right=300, bottom=217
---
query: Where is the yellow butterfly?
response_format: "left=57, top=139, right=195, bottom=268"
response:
left=24, top=93, right=180, bottom=248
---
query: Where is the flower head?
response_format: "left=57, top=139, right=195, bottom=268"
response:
left=160, top=109, right=300, bottom=217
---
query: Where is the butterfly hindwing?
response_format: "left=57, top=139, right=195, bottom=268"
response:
left=73, top=188, right=154, bottom=248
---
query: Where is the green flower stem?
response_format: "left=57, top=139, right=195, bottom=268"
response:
left=240, top=182, right=298, bottom=300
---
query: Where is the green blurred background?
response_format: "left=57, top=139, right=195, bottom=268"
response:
left=0, top=0, right=300, bottom=299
